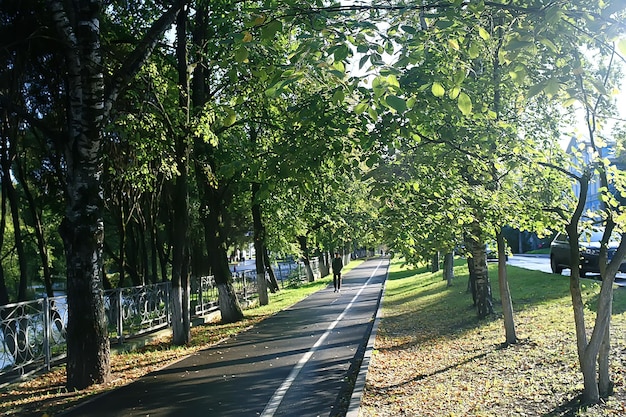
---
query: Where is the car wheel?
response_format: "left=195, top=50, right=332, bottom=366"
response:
left=550, top=256, right=563, bottom=274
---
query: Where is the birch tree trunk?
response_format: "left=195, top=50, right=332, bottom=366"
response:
left=48, top=0, right=111, bottom=390
left=49, top=0, right=185, bottom=389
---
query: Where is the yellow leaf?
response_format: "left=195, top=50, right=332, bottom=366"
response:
left=243, top=31, right=253, bottom=43
left=478, top=26, right=490, bottom=40
left=431, top=82, right=445, bottom=98
left=254, top=15, right=266, bottom=26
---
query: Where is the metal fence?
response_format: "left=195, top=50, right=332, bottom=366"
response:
left=0, top=259, right=319, bottom=383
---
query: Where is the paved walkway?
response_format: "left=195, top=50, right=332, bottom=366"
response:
left=61, top=257, right=389, bottom=417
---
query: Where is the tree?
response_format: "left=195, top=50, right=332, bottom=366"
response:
left=46, top=0, right=185, bottom=389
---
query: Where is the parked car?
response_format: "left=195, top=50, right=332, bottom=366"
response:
left=549, top=228, right=626, bottom=276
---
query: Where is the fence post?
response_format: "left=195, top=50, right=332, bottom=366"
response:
left=116, top=289, right=124, bottom=344
left=197, top=276, right=202, bottom=316
left=43, top=296, right=51, bottom=371
left=166, top=282, right=171, bottom=325
left=242, top=272, right=247, bottom=300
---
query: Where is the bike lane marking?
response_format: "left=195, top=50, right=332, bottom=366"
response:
left=260, top=259, right=384, bottom=417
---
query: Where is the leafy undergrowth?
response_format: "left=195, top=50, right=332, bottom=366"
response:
left=359, top=259, right=626, bottom=417
left=0, top=271, right=342, bottom=417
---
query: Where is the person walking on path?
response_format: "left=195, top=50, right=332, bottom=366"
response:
left=332, top=252, right=343, bottom=292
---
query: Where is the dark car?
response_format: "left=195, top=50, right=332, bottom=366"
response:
left=550, top=229, right=626, bottom=277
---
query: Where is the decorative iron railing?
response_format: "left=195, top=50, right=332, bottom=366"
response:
left=0, top=295, right=68, bottom=382
left=0, top=257, right=320, bottom=384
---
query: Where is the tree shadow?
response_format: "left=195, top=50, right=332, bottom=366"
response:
left=542, top=393, right=597, bottom=417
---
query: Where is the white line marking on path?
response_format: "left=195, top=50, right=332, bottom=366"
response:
left=260, top=259, right=384, bottom=417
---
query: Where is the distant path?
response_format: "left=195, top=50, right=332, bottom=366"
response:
left=62, top=257, right=389, bottom=417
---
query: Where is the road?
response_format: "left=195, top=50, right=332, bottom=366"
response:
left=62, top=257, right=389, bottom=417
left=506, top=254, right=626, bottom=287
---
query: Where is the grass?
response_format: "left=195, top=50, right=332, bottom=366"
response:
left=3, top=258, right=624, bottom=417
left=359, top=258, right=626, bottom=417
left=0, top=260, right=362, bottom=417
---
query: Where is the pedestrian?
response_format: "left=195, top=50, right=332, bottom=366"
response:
left=332, top=252, right=343, bottom=292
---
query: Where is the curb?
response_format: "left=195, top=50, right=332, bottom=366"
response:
left=346, top=261, right=389, bottom=417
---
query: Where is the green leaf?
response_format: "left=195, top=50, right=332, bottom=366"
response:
left=526, top=82, right=546, bottom=99
left=545, top=77, right=561, bottom=97
left=431, top=82, right=445, bottom=97
left=563, top=97, right=578, bottom=107
left=453, top=70, right=466, bottom=85
left=354, top=102, right=368, bottom=114
left=457, top=92, right=472, bottom=115
left=234, top=46, right=249, bottom=63
left=334, top=44, right=350, bottom=62
left=366, top=155, right=379, bottom=168
left=468, top=42, right=480, bottom=59
left=386, top=95, right=407, bottom=113
left=223, top=108, right=236, bottom=127
left=506, top=39, right=534, bottom=51
left=332, top=89, right=345, bottom=104
left=367, top=106, right=378, bottom=120
left=448, top=39, right=460, bottom=51
left=448, top=86, right=460, bottom=100
left=478, top=26, right=490, bottom=40
left=539, top=37, right=558, bottom=53
left=386, top=74, right=400, bottom=88
left=261, top=20, right=282, bottom=40
left=359, top=54, right=370, bottom=69
left=590, top=78, right=608, bottom=95
left=509, top=67, right=527, bottom=84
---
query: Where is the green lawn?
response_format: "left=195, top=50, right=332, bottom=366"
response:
left=359, top=258, right=626, bottom=417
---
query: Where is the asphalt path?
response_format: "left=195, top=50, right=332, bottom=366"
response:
left=62, top=257, right=389, bottom=417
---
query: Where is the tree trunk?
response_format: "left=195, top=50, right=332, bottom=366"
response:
left=251, top=183, right=268, bottom=306
left=598, top=321, right=613, bottom=397
left=49, top=0, right=184, bottom=389
left=431, top=251, right=440, bottom=273
left=0, top=172, right=10, bottom=305
left=1, top=143, right=28, bottom=301
left=319, top=251, right=330, bottom=277
left=443, top=252, right=454, bottom=286
left=170, top=6, right=191, bottom=346
left=117, top=194, right=127, bottom=287
left=188, top=0, right=242, bottom=323
left=49, top=0, right=111, bottom=390
left=263, top=248, right=280, bottom=293
left=466, top=254, right=477, bottom=306
left=201, top=185, right=243, bottom=323
left=16, top=158, right=55, bottom=297
left=466, top=224, right=493, bottom=318
left=297, top=235, right=315, bottom=282
left=497, top=231, right=517, bottom=345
